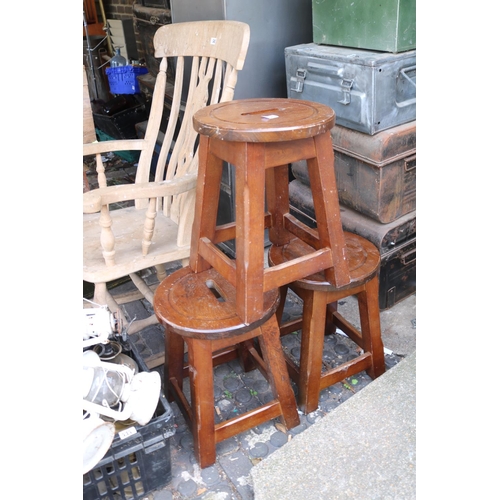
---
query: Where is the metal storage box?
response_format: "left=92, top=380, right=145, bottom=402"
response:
left=312, top=0, right=416, bottom=53
left=288, top=182, right=416, bottom=310
left=285, top=43, right=416, bottom=135
left=339, top=205, right=416, bottom=310
left=332, top=121, right=416, bottom=223
left=292, top=120, right=416, bottom=223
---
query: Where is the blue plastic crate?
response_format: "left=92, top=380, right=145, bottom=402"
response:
left=106, top=66, right=148, bottom=95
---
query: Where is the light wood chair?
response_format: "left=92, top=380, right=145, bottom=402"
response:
left=83, top=21, right=250, bottom=339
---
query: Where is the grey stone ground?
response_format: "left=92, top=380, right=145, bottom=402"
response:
left=251, top=350, right=416, bottom=500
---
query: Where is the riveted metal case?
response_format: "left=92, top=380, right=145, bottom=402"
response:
left=285, top=43, right=416, bottom=135
left=288, top=181, right=416, bottom=310
left=291, top=121, right=416, bottom=224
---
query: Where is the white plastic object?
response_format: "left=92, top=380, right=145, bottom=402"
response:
left=83, top=413, right=115, bottom=474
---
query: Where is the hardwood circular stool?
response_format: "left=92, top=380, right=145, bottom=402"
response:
left=154, top=98, right=349, bottom=468
left=191, top=98, right=352, bottom=325
left=154, top=266, right=300, bottom=468
left=269, top=232, right=386, bottom=414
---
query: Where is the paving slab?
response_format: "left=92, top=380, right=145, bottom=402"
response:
left=251, top=350, right=416, bottom=500
left=338, top=293, right=416, bottom=356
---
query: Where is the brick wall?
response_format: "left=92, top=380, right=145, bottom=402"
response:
left=86, top=0, right=176, bottom=61
left=101, top=0, right=143, bottom=57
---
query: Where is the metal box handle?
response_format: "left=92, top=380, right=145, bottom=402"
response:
left=290, top=68, right=307, bottom=93
left=404, top=154, right=416, bottom=172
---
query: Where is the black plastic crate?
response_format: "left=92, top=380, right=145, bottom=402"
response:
left=83, top=342, right=175, bottom=500
left=92, top=99, right=150, bottom=140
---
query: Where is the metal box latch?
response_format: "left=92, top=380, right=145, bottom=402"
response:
left=290, top=68, right=307, bottom=93
left=338, top=78, right=354, bottom=105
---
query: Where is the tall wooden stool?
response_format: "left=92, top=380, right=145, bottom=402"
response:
left=154, top=98, right=349, bottom=467
left=154, top=266, right=299, bottom=468
left=269, top=232, right=386, bottom=414
left=190, top=98, right=352, bottom=325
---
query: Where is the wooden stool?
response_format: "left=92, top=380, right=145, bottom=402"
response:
left=154, top=266, right=300, bottom=468
left=269, top=232, right=386, bottom=414
left=154, top=98, right=348, bottom=467
left=191, top=98, right=351, bottom=325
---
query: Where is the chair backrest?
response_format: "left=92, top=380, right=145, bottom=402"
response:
left=83, top=21, right=250, bottom=255
left=134, top=20, right=250, bottom=237
left=83, top=65, right=96, bottom=144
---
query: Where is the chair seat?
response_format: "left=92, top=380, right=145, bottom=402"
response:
left=83, top=207, right=190, bottom=283
left=268, top=231, right=380, bottom=292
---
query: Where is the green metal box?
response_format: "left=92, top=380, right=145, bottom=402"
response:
left=312, top=0, right=416, bottom=53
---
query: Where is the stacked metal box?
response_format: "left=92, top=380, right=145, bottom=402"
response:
left=286, top=0, right=416, bottom=310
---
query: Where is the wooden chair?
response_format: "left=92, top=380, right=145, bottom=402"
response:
left=83, top=21, right=250, bottom=339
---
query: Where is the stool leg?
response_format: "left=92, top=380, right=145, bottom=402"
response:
left=325, top=301, right=338, bottom=335
left=237, top=339, right=257, bottom=372
left=258, top=316, right=300, bottom=429
left=234, top=142, right=266, bottom=323
left=298, top=288, right=329, bottom=414
left=307, top=132, right=350, bottom=288
left=165, top=327, right=185, bottom=403
left=186, top=338, right=217, bottom=468
left=275, top=285, right=289, bottom=324
left=266, top=164, right=292, bottom=246
left=190, top=135, right=224, bottom=273
left=357, top=276, right=386, bottom=379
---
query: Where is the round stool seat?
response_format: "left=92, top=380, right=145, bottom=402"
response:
left=193, top=98, right=335, bottom=143
left=154, top=266, right=279, bottom=339
left=269, top=231, right=380, bottom=292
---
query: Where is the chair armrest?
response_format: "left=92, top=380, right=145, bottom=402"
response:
left=83, top=138, right=145, bottom=156
left=83, top=174, right=198, bottom=213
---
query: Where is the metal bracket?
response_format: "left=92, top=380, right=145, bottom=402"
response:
left=338, top=78, right=354, bottom=105
left=290, top=68, right=307, bottom=93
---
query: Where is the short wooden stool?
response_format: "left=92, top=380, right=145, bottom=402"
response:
left=154, top=266, right=300, bottom=468
left=191, top=98, right=351, bottom=325
left=269, top=232, right=386, bottom=414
